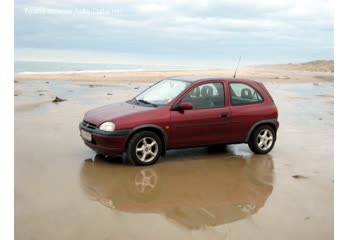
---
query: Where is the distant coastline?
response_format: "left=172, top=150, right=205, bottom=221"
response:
left=15, top=60, right=334, bottom=75
left=14, top=60, right=334, bottom=84
left=14, top=61, right=201, bottom=74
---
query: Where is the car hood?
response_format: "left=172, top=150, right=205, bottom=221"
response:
left=84, top=101, right=150, bottom=126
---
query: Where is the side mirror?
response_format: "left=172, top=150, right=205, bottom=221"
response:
left=178, top=102, right=193, bottom=110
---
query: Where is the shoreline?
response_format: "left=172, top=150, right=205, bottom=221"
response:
left=14, top=68, right=334, bottom=84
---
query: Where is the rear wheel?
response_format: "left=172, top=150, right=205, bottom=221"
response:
left=127, top=131, right=162, bottom=166
left=248, top=125, right=276, bottom=154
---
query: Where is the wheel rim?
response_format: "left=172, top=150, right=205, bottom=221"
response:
left=135, top=137, right=158, bottom=163
left=257, top=129, right=274, bottom=151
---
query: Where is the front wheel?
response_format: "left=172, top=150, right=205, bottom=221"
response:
left=127, top=131, right=162, bottom=166
left=248, top=125, right=276, bottom=154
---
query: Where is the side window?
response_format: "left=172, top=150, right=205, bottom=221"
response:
left=229, top=83, right=263, bottom=105
left=182, top=82, right=225, bottom=109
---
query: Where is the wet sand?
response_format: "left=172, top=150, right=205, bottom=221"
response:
left=15, top=70, right=333, bottom=239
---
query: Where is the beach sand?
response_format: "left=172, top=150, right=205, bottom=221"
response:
left=15, top=62, right=334, bottom=84
left=14, top=66, right=333, bottom=240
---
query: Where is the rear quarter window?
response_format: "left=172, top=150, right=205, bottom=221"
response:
left=229, top=83, right=263, bottom=105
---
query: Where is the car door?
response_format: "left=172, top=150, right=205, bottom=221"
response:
left=228, top=82, right=266, bottom=142
left=169, top=82, right=232, bottom=148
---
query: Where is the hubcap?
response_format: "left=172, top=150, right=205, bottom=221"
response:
left=257, top=129, right=273, bottom=151
left=135, top=137, right=158, bottom=163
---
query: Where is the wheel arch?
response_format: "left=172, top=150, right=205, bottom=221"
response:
left=245, top=119, right=279, bottom=142
left=126, top=124, right=168, bottom=155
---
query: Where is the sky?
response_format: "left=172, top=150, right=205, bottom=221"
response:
left=14, top=0, right=334, bottom=68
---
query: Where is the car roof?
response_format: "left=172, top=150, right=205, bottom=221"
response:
left=168, top=75, right=258, bottom=84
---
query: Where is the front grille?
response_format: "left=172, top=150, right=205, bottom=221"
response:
left=82, top=120, right=97, bottom=130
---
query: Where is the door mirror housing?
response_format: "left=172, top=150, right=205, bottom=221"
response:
left=178, top=102, right=193, bottom=110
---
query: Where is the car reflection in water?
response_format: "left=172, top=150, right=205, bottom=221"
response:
left=80, top=146, right=274, bottom=229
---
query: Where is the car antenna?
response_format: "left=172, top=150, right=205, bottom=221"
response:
left=233, top=56, right=241, bottom=78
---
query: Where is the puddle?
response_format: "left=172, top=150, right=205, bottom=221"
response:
left=81, top=152, right=274, bottom=229
left=14, top=80, right=151, bottom=106
left=266, top=82, right=334, bottom=98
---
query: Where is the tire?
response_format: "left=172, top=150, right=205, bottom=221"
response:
left=248, top=125, right=276, bottom=154
left=127, top=131, right=162, bottom=166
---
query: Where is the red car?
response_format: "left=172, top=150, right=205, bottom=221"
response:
left=79, top=76, right=279, bottom=165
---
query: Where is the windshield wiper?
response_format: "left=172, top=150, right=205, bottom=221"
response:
left=136, top=99, right=158, bottom=107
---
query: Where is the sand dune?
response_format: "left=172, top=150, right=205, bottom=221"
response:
left=255, top=60, right=334, bottom=73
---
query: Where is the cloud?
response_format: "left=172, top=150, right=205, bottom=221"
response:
left=14, top=0, right=334, bottom=65
left=135, top=3, right=170, bottom=14
left=175, top=16, right=287, bottom=30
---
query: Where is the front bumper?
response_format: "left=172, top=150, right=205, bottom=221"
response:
left=79, top=122, right=131, bottom=156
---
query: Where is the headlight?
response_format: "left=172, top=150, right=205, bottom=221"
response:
left=99, top=122, right=115, bottom=131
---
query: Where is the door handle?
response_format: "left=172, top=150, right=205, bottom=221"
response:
left=221, top=112, right=230, bottom=118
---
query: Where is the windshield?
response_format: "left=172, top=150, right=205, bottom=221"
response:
left=135, top=79, right=191, bottom=106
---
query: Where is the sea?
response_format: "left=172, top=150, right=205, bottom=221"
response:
left=14, top=61, right=204, bottom=74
